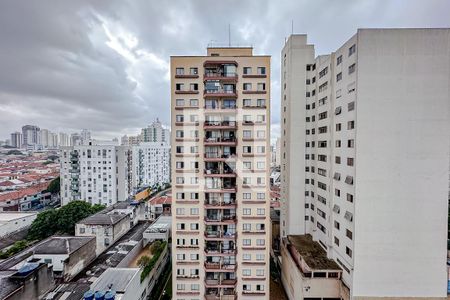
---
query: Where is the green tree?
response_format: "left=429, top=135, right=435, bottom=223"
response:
left=57, top=201, right=104, bottom=235
left=46, top=177, right=60, bottom=194
left=137, top=255, right=151, bottom=268
left=6, top=150, right=23, bottom=155
left=27, top=209, right=59, bottom=240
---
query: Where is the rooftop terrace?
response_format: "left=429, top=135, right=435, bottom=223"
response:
left=287, top=234, right=341, bottom=270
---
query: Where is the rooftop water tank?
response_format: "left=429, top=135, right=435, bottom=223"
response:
left=94, top=291, right=105, bottom=300
left=83, top=291, right=94, bottom=300
left=104, top=291, right=116, bottom=300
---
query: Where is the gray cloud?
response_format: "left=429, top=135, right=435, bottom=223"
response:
left=0, top=0, right=449, bottom=141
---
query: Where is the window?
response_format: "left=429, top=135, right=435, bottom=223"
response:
left=349, top=44, right=356, bottom=56
left=257, top=99, right=266, bottom=107
left=346, top=229, right=353, bottom=239
left=347, top=193, right=354, bottom=203
left=243, top=269, right=251, bottom=276
left=243, top=67, right=252, bottom=75
left=319, top=82, right=328, bottom=92
left=318, top=182, right=327, bottom=190
left=190, top=99, right=198, bottom=106
left=257, top=67, right=266, bottom=75
left=334, top=221, right=340, bottom=230
left=257, top=208, right=265, bottom=215
left=190, top=83, right=198, bottom=91
left=190, top=67, right=198, bottom=75
left=243, top=223, right=251, bottom=231
left=318, top=155, right=327, bottom=162
left=336, top=72, right=342, bottom=82
left=243, top=193, right=251, bottom=199
left=336, top=123, right=341, bottom=131
left=335, top=156, right=341, bottom=164
left=318, top=112, right=327, bottom=120
left=318, top=168, right=326, bottom=176
left=257, top=83, right=266, bottom=91
left=348, top=63, right=356, bottom=75
left=335, top=140, right=341, bottom=147
left=256, top=239, right=265, bottom=246
left=243, top=208, right=251, bottom=215
left=176, top=99, right=185, bottom=106
left=346, top=246, right=353, bottom=258
left=345, top=176, right=354, bottom=185
left=243, top=83, right=252, bottom=90
left=243, top=239, right=251, bottom=246
left=175, top=115, right=184, bottom=122
left=176, top=68, right=184, bottom=75
left=176, top=83, right=184, bottom=91
left=348, top=120, right=355, bottom=129
left=337, top=55, right=342, bottom=65
left=348, top=139, right=354, bottom=148
left=334, top=236, right=340, bottom=246
left=347, top=158, right=354, bottom=166
left=319, top=66, right=328, bottom=78
left=348, top=101, right=355, bottom=111
left=319, top=96, right=327, bottom=106
left=335, top=106, right=342, bottom=115
left=243, top=254, right=251, bottom=261
left=335, top=189, right=341, bottom=197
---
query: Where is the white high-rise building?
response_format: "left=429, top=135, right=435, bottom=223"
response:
left=142, top=119, right=170, bottom=144
left=280, top=29, right=450, bottom=300
left=131, top=142, right=170, bottom=190
left=81, top=129, right=91, bottom=145
left=22, top=125, right=40, bottom=147
left=60, top=142, right=132, bottom=206
left=40, top=129, right=57, bottom=149
left=58, top=132, right=70, bottom=147
left=10, top=132, right=22, bottom=149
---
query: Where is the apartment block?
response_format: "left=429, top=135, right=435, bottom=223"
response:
left=60, top=141, right=132, bottom=206
left=171, top=46, right=271, bottom=300
left=142, top=118, right=170, bottom=143
left=280, top=29, right=450, bottom=299
left=131, top=142, right=171, bottom=190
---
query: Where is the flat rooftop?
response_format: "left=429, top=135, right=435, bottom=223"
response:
left=90, top=268, right=138, bottom=293
left=0, top=212, right=37, bottom=222
left=287, top=235, right=341, bottom=270
left=144, top=215, right=171, bottom=233
left=33, top=236, right=94, bottom=255
left=77, top=213, right=128, bottom=226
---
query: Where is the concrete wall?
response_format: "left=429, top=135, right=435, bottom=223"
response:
left=63, top=237, right=96, bottom=281
left=0, top=213, right=36, bottom=238
left=5, top=264, right=55, bottom=300
left=353, top=29, right=450, bottom=298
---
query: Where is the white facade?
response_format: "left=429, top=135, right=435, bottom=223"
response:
left=131, top=142, right=170, bottom=190
left=280, top=29, right=450, bottom=299
left=58, top=132, right=70, bottom=147
left=10, top=132, right=22, bottom=149
left=80, top=129, right=91, bottom=145
left=60, top=142, right=132, bottom=206
left=142, top=119, right=170, bottom=144
left=0, top=212, right=37, bottom=238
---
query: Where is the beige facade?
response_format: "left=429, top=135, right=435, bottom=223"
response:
left=171, top=47, right=271, bottom=300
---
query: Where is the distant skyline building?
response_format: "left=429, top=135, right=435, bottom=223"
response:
left=70, top=133, right=82, bottom=146
left=142, top=119, right=170, bottom=144
left=279, top=29, right=450, bottom=300
left=21, top=125, right=40, bottom=147
left=10, top=132, right=22, bottom=149
left=131, top=142, right=170, bottom=190
left=58, top=132, right=70, bottom=147
left=81, top=129, right=92, bottom=145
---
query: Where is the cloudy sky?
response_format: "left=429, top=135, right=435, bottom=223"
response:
left=0, top=0, right=449, bottom=143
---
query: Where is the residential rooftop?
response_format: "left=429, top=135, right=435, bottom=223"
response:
left=33, top=236, right=95, bottom=255
left=77, top=213, right=128, bottom=226
left=0, top=211, right=37, bottom=222
left=287, top=234, right=341, bottom=270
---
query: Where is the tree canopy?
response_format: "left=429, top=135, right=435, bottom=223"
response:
left=45, top=177, right=60, bottom=194
left=27, top=201, right=105, bottom=240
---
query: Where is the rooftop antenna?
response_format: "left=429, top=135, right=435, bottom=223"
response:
left=291, top=20, right=294, bottom=35
left=228, top=24, right=231, bottom=47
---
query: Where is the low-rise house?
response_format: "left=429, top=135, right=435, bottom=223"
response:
left=0, top=262, right=55, bottom=300
left=0, top=183, right=51, bottom=212
left=281, top=235, right=344, bottom=300
left=0, top=212, right=37, bottom=238
left=76, top=212, right=130, bottom=255
left=147, top=194, right=171, bottom=220
left=143, top=215, right=171, bottom=246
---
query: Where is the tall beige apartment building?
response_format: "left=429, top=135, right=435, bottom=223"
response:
left=171, top=47, right=271, bottom=300
left=280, top=29, right=450, bottom=299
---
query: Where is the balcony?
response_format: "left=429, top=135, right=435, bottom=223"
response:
left=204, top=168, right=236, bottom=178
left=242, top=89, right=266, bottom=95
left=204, top=137, right=237, bottom=146
left=204, top=215, right=236, bottom=224
left=175, top=89, right=199, bottom=95
left=204, top=121, right=237, bottom=129
left=205, top=262, right=237, bottom=272
left=204, top=231, right=237, bottom=240
left=204, top=200, right=237, bottom=208
left=204, top=247, right=237, bottom=256
left=204, top=104, right=237, bottom=111
left=204, top=152, right=237, bottom=162
left=204, top=73, right=238, bottom=82
left=204, top=89, right=237, bottom=98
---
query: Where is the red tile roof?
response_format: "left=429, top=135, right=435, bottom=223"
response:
left=149, top=195, right=172, bottom=205
left=0, top=182, right=50, bottom=202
